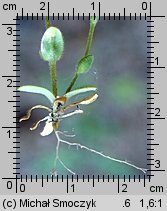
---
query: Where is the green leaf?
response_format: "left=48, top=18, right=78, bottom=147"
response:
left=64, top=86, right=97, bottom=99
left=18, top=85, right=55, bottom=104
left=76, top=55, right=94, bottom=74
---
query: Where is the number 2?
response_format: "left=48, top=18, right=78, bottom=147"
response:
left=40, top=2, right=46, bottom=10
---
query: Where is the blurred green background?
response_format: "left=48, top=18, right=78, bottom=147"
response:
left=18, top=18, right=148, bottom=178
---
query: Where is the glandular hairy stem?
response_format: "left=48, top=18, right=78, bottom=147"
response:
left=49, top=61, right=57, bottom=97
left=45, top=16, right=51, bottom=29
left=65, top=73, right=78, bottom=94
left=84, top=21, right=96, bottom=57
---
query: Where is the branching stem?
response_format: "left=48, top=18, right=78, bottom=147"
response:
left=65, top=19, right=97, bottom=93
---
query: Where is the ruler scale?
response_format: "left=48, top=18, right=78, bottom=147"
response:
left=0, top=0, right=167, bottom=210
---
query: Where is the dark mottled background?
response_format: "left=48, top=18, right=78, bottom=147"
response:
left=18, top=18, right=148, bottom=178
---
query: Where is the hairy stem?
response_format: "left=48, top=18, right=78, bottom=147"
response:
left=84, top=21, right=96, bottom=57
left=65, top=73, right=78, bottom=94
left=45, top=16, right=51, bottom=29
left=49, top=62, right=57, bottom=97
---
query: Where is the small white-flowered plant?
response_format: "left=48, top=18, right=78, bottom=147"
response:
left=19, top=17, right=148, bottom=176
left=19, top=17, right=99, bottom=175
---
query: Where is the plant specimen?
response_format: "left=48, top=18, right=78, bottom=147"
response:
left=19, top=17, right=147, bottom=176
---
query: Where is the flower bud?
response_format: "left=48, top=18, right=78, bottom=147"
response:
left=40, top=27, right=64, bottom=63
left=76, top=55, right=94, bottom=74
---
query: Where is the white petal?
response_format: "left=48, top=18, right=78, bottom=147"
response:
left=40, top=122, right=53, bottom=136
